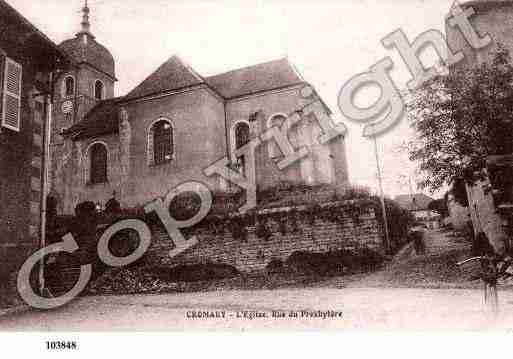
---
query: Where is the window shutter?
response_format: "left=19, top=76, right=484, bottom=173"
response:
left=2, top=57, right=22, bottom=132
left=0, top=55, right=4, bottom=121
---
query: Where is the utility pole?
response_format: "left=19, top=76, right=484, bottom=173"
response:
left=39, top=87, right=53, bottom=295
left=372, top=133, right=391, bottom=254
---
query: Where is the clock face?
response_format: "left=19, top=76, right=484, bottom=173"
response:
left=300, top=85, right=314, bottom=99
left=61, top=100, right=74, bottom=114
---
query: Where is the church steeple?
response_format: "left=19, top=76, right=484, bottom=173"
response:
left=78, top=0, right=92, bottom=37
left=59, top=0, right=115, bottom=79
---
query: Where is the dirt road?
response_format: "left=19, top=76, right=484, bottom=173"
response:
left=3, top=229, right=511, bottom=331
left=1, top=285, right=512, bottom=330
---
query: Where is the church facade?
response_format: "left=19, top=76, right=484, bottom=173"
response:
left=49, top=4, right=350, bottom=214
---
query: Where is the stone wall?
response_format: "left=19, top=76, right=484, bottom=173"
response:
left=0, top=45, right=48, bottom=276
left=145, top=203, right=383, bottom=273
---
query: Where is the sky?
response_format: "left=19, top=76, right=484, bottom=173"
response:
left=9, top=0, right=457, bottom=199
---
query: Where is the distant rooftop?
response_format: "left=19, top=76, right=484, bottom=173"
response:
left=394, top=193, right=435, bottom=211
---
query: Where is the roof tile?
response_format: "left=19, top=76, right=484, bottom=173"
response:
left=125, top=55, right=204, bottom=100
left=206, top=58, right=304, bottom=99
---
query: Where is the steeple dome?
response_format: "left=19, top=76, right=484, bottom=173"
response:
left=58, top=1, right=116, bottom=80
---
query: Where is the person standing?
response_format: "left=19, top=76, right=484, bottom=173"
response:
left=105, top=191, right=121, bottom=215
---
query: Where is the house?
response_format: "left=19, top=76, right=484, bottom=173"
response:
left=446, top=193, right=471, bottom=231
left=0, top=0, right=69, bottom=287
left=445, top=190, right=471, bottom=231
left=446, top=0, right=513, bottom=253
left=395, top=193, right=441, bottom=230
left=48, top=3, right=350, bottom=214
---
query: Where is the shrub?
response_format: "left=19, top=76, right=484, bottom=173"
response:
left=149, top=263, right=239, bottom=282
left=266, top=259, right=285, bottom=275
left=107, top=228, right=147, bottom=268
left=75, top=201, right=97, bottom=218
left=286, top=251, right=349, bottom=276
left=255, top=220, right=272, bottom=240
left=168, top=191, right=203, bottom=221
left=286, top=248, right=385, bottom=276
left=352, top=247, right=385, bottom=271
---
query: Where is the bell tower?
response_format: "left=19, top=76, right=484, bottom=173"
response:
left=49, top=1, right=117, bottom=211
left=51, top=1, right=117, bottom=142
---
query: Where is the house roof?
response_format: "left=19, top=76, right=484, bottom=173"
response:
left=206, top=58, right=304, bottom=99
left=461, top=0, right=513, bottom=10
left=0, top=0, right=70, bottom=67
left=125, top=56, right=205, bottom=100
left=394, top=193, right=435, bottom=211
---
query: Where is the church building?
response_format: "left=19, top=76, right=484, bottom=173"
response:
left=49, top=3, right=350, bottom=214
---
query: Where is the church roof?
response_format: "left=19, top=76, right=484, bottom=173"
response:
left=63, top=97, right=125, bottom=140
left=125, top=56, right=205, bottom=100
left=59, top=2, right=116, bottom=79
left=125, top=56, right=305, bottom=101
left=206, top=58, right=304, bottom=99
left=65, top=57, right=311, bottom=140
left=59, top=34, right=116, bottom=79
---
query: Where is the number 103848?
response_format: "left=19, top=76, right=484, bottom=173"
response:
left=46, top=341, right=78, bottom=350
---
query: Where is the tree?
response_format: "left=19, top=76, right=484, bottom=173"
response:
left=451, top=177, right=469, bottom=207
left=428, top=198, right=449, bottom=218
left=407, top=45, right=513, bottom=192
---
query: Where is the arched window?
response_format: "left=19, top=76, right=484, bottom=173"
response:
left=267, top=114, right=287, bottom=159
left=90, top=143, right=108, bottom=184
left=235, top=122, right=250, bottom=150
left=234, top=122, right=250, bottom=174
left=94, top=80, right=104, bottom=100
left=152, top=120, right=174, bottom=165
left=63, top=76, right=75, bottom=98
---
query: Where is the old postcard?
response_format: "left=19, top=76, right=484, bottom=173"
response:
left=1, top=0, right=513, bottom=351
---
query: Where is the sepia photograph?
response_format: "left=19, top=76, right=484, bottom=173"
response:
left=1, top=0, right=513, bottom=354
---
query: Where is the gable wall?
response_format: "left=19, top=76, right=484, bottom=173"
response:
left=225, top=85, right=349, bottom=192
left=124, top=87, right=226, bottom=207
left=58, top=86, right=227, bottom=212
